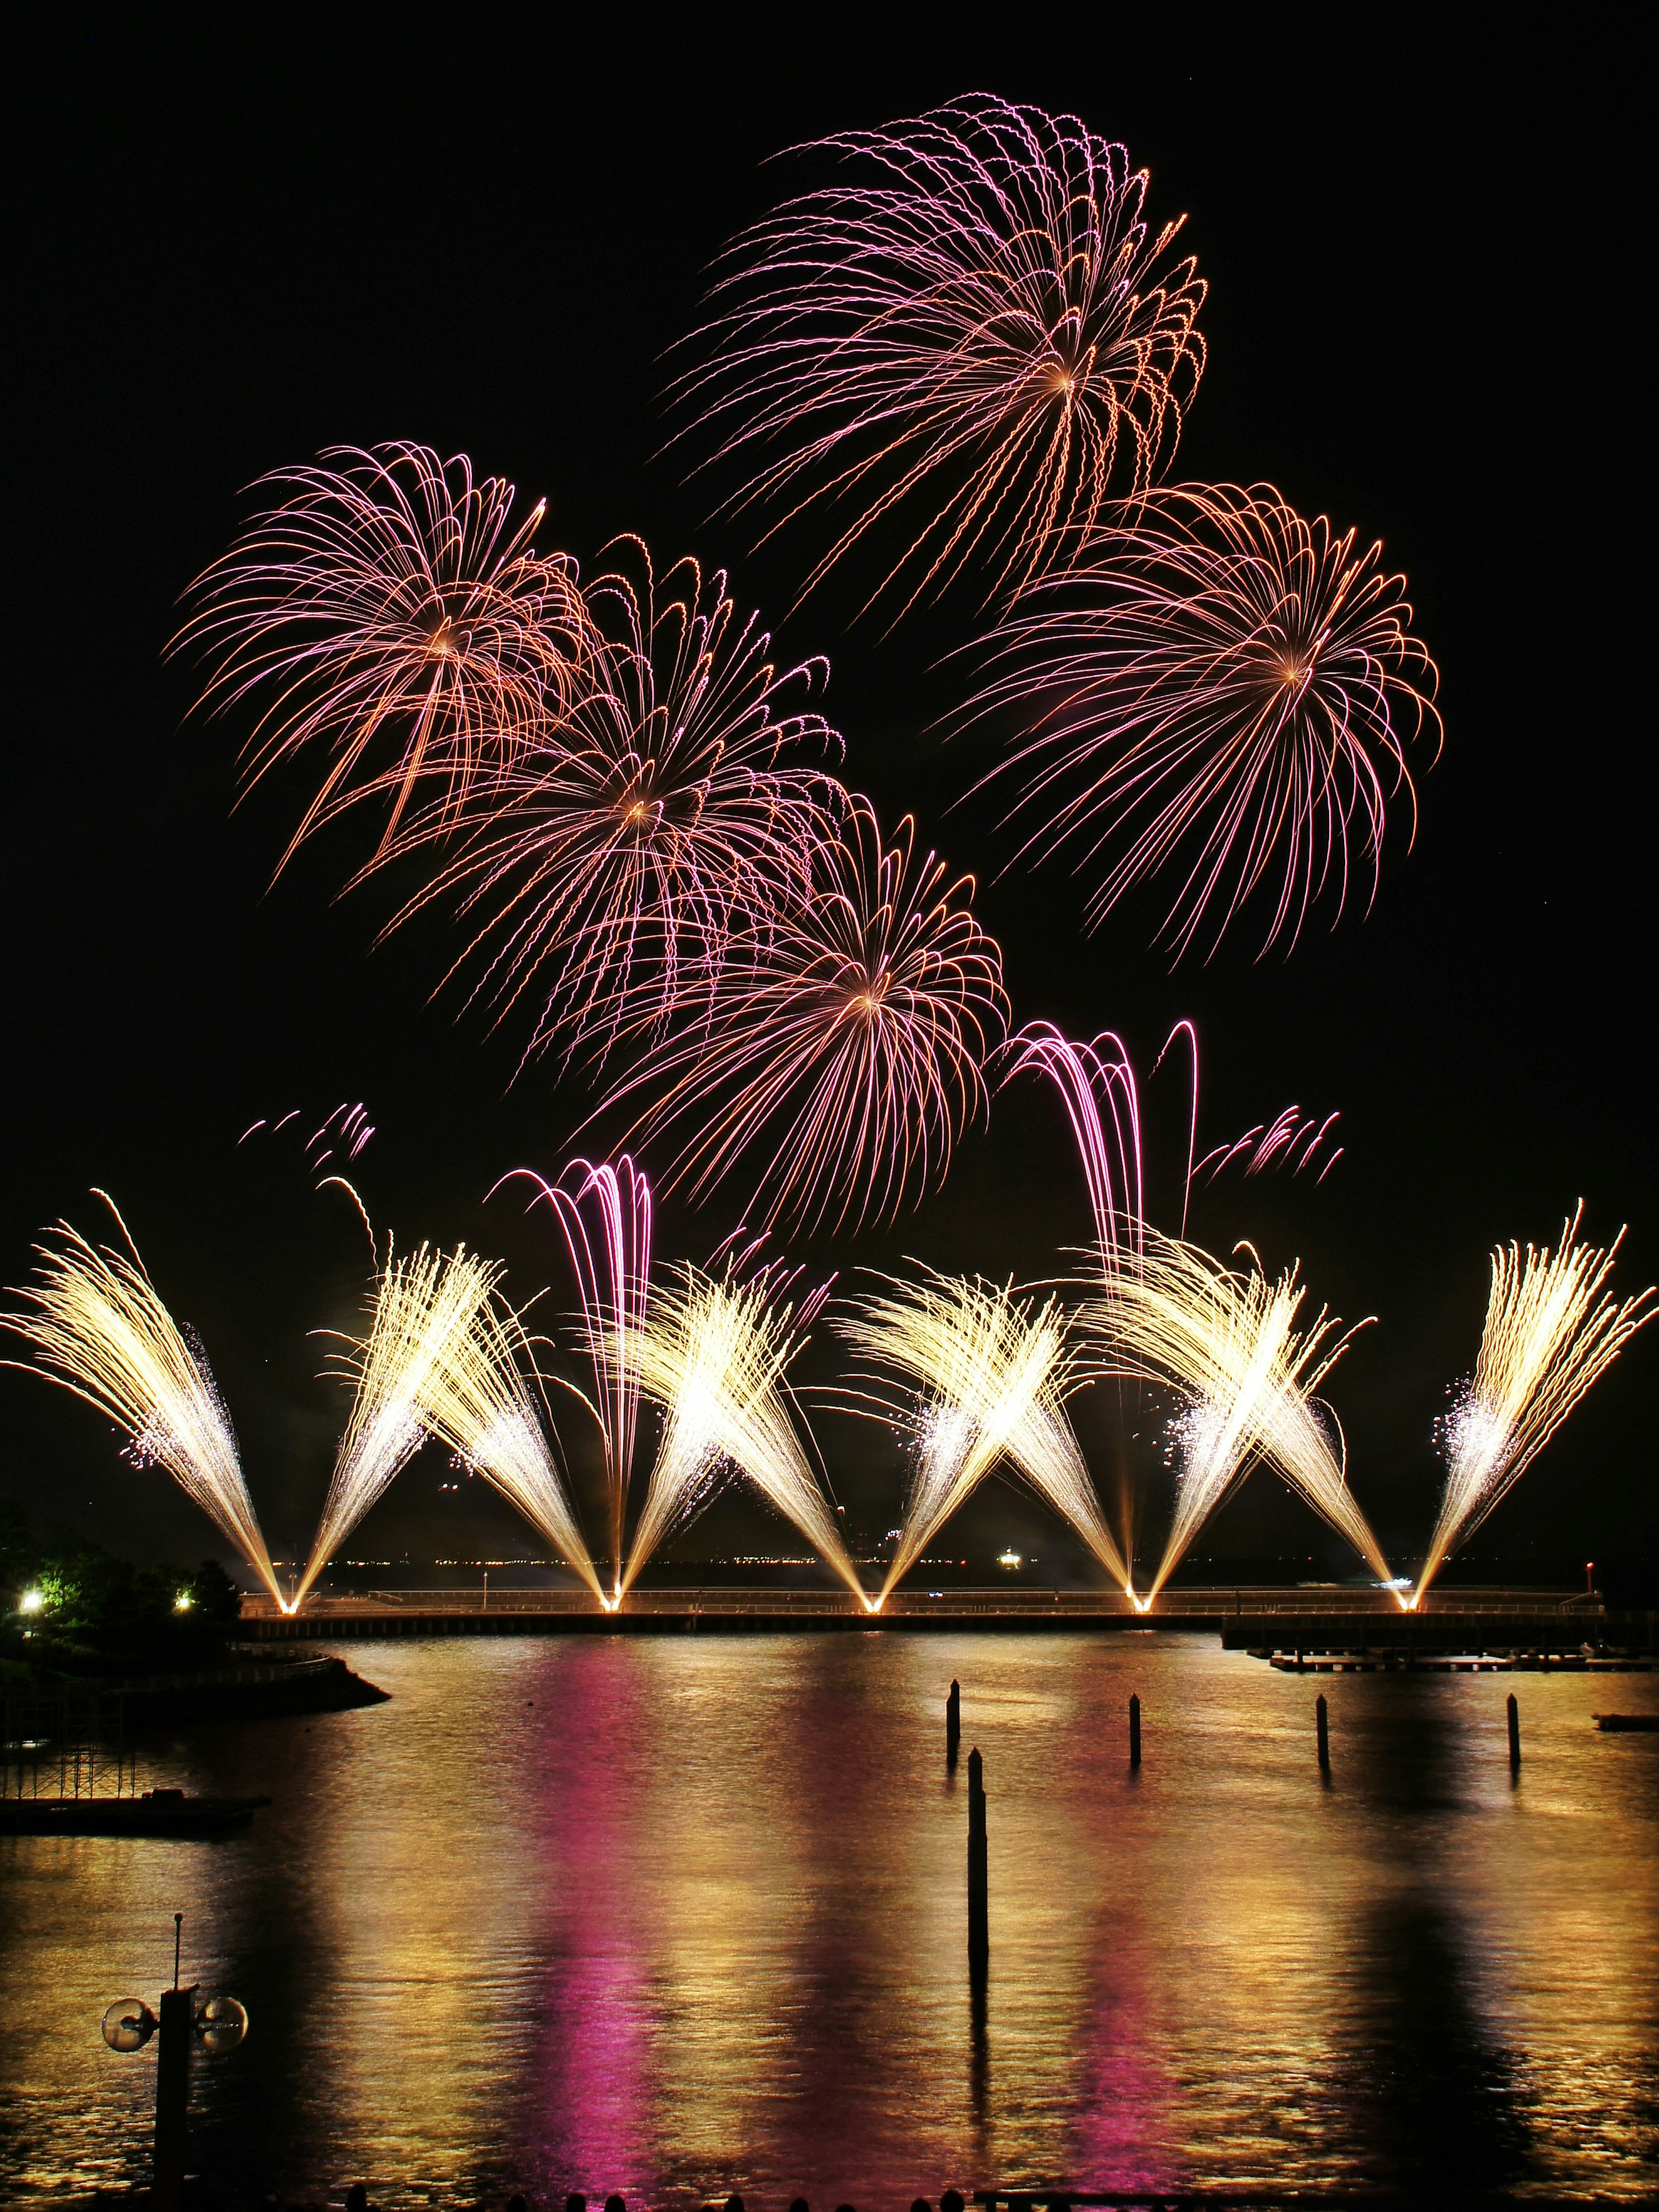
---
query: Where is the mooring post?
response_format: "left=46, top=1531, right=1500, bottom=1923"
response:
left=947, top=1678, right=961, bottom=1762
left=1128, top=1692, right=1141, bottom=1769
left=967, top=1746, right=988, bottom=1962
left=1507, top=1691, right=1521, bottom=1767
left=1316, top=1693, right=1330, bottom=1772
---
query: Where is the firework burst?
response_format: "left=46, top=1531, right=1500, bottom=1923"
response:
left=377, top=541, right=845, bottom=1062
left=1, top=1196, right=283, bottom=1606
left=837, top=1269, right=1131, bottom=1603
left=675, top=94, right=1205, bottom=614
left=601, top=797, right=1007, bottom=1233
left=1082, top=1231, right=1392, bottom=1601
left=965, top=482, right=1441, bottom=957
left=620, top=1264, right=864, bottom=1604
left=174, top=443, right=594, bottom=868
left=1415, top=1207, right=1653, bottom=1604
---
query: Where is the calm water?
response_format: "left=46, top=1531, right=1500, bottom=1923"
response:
left=2, top=1633, right=1656, bottom=2205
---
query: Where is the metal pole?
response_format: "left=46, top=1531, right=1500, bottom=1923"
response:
left=967, top=1747, right=988, bottom=1963
left=1129, top=1692, right=1141, bottom=1769
left=154, top=1922, right=193, bottom=2212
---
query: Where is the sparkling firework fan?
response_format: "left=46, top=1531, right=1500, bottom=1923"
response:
left=601, top=797, right=1007, bottom=1233
left=675, top=94, right=1205, bottom=614
left=175, top=442, right=593, bottom=868
left=378, top=540, right=845, bottom=1063
left=966, top=483, right=1441, bottom=957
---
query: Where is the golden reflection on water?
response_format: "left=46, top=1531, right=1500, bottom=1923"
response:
left=0, top=1634, right=1655, bottom=2205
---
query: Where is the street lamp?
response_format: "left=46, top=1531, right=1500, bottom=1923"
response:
left=100, top=1913, right=248, bottom=2212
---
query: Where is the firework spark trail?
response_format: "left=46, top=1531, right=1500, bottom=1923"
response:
left=1081, top=1232, right=1391, bottom=1602
left=619, top=1265, right=864, bottom=1604
left=298, top=1242, right=499, bottom=1609
left=174, top=443, right=595, bottom=868
left=1, top=1195, right=283, bottom=1605
left=674, top=94, right=1205, bottom=615
left=1416, top=1207, right=1654, bottom=1605
left=374, top=541, right=846, bottom=1065
left=416, top=1290, right=606, bottom=1605
left=1195, top=1106, right=1343, bottom=1185
left=963, top=482, right=1441, bottom=957
left=496, top=1157, right=652, bottom=1599
left=836, top=1270, right=1131, bottom=1603
left=600, top=797, right=1007, bottom=1233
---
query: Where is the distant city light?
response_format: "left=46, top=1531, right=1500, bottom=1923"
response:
left=998, top=1550, right=1022, bottom=1568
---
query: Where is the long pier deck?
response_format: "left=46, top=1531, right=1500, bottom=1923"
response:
left=237, top=1586, right=1654, bottom=1658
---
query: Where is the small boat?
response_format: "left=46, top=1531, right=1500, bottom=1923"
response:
left=1594, top=1713, right=1659, bottom=1732
left=0, top=1787, right=271, bottom=1837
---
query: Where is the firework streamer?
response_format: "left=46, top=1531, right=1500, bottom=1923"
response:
left=1195, top=1107, right=1342, bottom=1186
left=496, top=1157, right=653, bottom=1601
left=837, top=1269, right=1131, bottom=1604
left=1082, top=1232, right=1392, bottom=1601
left=297, top=1241, right=499, bottom=1608
left=1, top=1195, right=283, bottom=1605
left=174, top=442, right=595, bottom=867
left=372, top=540, right=846, bottom=1065
left=963, top=482, right=1441, bottom=957
left=618, top=1265, right=865, bottom=1604
left=600, top=796, right=1007, bottom=1233
left=674, top=94, right=1205, bottom=615
left=1416, top=1208, right=1653, bottom=1605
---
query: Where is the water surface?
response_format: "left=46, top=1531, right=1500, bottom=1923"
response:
left=2, top=1632, right=1655, bottom=2203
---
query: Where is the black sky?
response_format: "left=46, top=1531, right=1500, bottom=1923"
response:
left=5, top=15, right=1653, bottom=1596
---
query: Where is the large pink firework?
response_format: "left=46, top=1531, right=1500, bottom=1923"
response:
left=966, top=483, right=1442, bottom=957
left=602, top=798, right=1008, bottom=1233
left=674, top=94, right=1205, bottom=615
left=174, top=442, right=593, bottom=868
left=377, top=540, right=845, bottom=1064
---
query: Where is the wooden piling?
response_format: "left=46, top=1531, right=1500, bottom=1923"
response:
left=1129, top=1692, right=1141, bottom=1768
left=947, top=1678, right=961, bottom=1761
left=967, top=1746, right=988, bottom=1962
left=1507, top=1691, right=1520, bottom=1766
left=153, top=1985, right=194, bottom=2211
left=1316, top=1693, right=1330, bottom=1772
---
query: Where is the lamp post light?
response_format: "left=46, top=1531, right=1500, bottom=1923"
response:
left=100, top=1913, right=248, bottom=2212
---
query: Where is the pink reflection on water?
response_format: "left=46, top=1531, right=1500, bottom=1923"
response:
left=525, top=1649, right=655, bottom=2199
left=1069, top=1936, right=1174, bottom=2193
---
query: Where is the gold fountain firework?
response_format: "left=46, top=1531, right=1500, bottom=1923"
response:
left=296, top=1240, right=500, bottom=1609
left=1, top=1195, right=283, bottom=1606
left=1415, top=1206, right=1653, bottom=1605
left=1082, top=1232, right=1392, bottom=1604
left=413, top=1287, right=606, bottom=1607
left=838, top=1270, right=1132, bottom=1607
left=618, top=1265, right=865, bottom=1606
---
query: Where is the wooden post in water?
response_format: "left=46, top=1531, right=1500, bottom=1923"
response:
left=967, top=1747, right=988, bottom=1963
left=947, top=1678, right=961, bottom=1761
left=153, top=1916, right=192, bottom=2212
left=1507, top=1691, right=1521, bottom=1767
left=1128, top=1692, right=1141, bottom=1768
left=1316, top=1693, right=1330, bottom=1772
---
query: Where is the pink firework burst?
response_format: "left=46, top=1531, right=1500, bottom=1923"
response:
left=674, top=94, right=1205, bottom=616
left=174, top=442, right=593, bottom=869
left=601, top=798, right=1008, bottom=1234
left=965, top=482, right=1442, bottom=958
left=378, top=539, right=846, bottom=1065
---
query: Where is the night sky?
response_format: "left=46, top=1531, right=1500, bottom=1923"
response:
left=6, top=19, right=1652, bottom=1598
